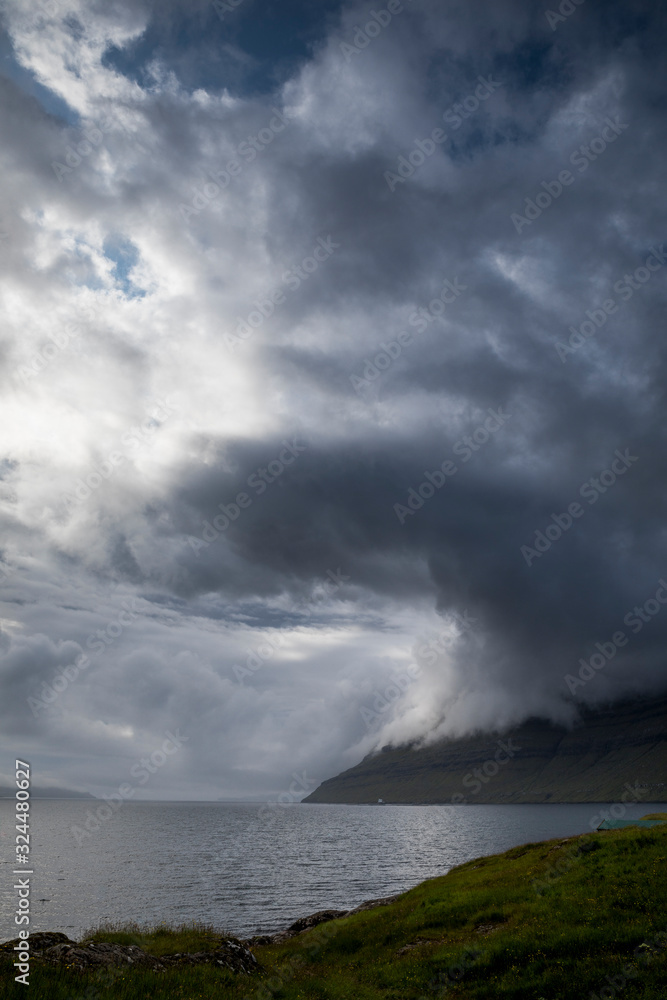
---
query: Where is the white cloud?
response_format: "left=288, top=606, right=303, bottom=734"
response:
left=0, top=0, right=665, bottom=797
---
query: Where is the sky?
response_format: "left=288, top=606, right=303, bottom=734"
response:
left=0, top=0, right=666, bottom=800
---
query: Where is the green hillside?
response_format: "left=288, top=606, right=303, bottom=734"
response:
left=304, top=696, right=667, bottom=804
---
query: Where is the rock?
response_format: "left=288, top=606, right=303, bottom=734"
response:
left=269, top=910, right=349, bottom=942
left=475, top=923, right=501, bottom=936
left=396, top=936, right=434, bottom=954
left=0, top=932, right=75, bottom=954
left=162, top=939, right=258, bottom=975
left=0, top=932, right=258, bottom=976
left=41, top=942, right=166, bottom=971
left=248, top=893, right=403, bottom=944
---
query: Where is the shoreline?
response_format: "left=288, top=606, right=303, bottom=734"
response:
left=2, top=803, right=666, bottom=948
left=2, top=817, right=667, bottom=997
left=4, top=812, right=665, bottom=950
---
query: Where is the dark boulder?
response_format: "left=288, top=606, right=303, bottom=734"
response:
left=1, top=932, right=258, bottom=976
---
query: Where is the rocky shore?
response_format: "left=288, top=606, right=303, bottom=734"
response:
left=246, top=892, right=401, bottom=945
left=0, top=930, right=258, bottom=975
left=0, top=893, right=400, bottom=976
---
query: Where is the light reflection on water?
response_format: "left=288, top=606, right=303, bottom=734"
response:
left=0, top=800, right=660, bottom=940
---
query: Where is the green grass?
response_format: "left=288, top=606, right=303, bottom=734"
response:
left=82, top=920, right=231, bottom=955
left=2, top=819, right=667, bottom=999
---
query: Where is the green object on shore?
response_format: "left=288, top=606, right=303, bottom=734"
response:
left=2, top=819, right=667, bottom=998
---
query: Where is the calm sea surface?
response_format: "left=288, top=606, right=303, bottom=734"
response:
left=0, top=800, right=661, bottom=942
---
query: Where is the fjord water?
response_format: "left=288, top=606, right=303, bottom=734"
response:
left=0, top=800, right=661, bottom=942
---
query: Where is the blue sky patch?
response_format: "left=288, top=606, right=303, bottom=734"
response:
left=102, top=0, right=345, bottom=98
left=103, top=235, right=145, bottom=298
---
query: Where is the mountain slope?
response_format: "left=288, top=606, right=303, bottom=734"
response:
left=0, top=787, right=95, bottom=799
left=304, top=695, right=667, bottom=803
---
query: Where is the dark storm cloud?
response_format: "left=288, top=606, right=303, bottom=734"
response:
left=158, top=0, right=667, bottom=723
left=0, top=0, right=666, bottom=796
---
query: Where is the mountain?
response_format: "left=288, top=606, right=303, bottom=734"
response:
left=0, top=786, right=96, bottom=799
left=303, top=695, right=667, bottom=804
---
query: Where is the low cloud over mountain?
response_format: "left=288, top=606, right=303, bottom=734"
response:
left=0, top=0, right=665, bottom=798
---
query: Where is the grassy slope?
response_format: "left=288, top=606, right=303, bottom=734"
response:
left=2, top=819, right=666, bottom=999
left=304, top=697, right=667, bottom=803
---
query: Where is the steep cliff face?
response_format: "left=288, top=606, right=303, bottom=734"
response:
left=303, top=696, right=667, bottom=804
